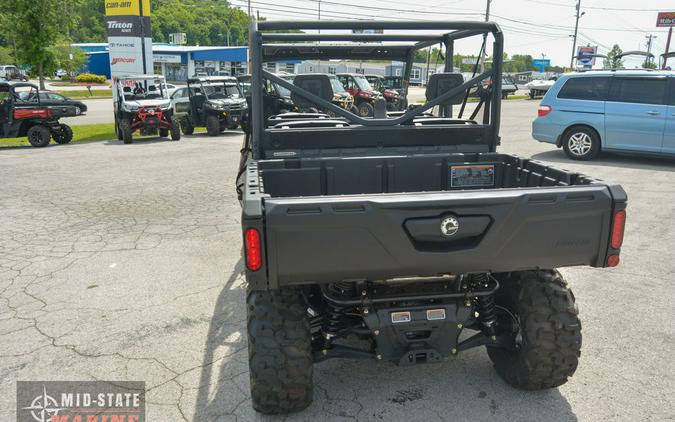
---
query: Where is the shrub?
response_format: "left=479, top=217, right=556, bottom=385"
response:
left=75, top=73, right=107, bottom=84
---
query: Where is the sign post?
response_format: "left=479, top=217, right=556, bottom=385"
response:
left=576, top=46, right=598, bottom=69
left=532, top=59, right=550, bottom=73
left=104, top=0, right=154, bottom=80
left=657, top=12, right=675, bottom=69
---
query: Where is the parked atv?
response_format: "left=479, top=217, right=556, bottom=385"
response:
left=0, top=81, right=74, bottom=147
left=173, top=76, right=247, bottom=136
left=365, top=74, right=402, bottom=111
left=336, top=73, right=384, bottom=117
left=113, top=75, right=180, bottom=144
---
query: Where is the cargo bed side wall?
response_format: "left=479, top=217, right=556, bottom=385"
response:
left=259, top=153, right=593, bottom=198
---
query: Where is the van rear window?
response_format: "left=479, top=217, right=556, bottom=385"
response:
left=558, top=77, right=610, bottom=101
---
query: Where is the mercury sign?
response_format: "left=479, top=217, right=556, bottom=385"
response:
left=105, top=0, right=153, bottom=78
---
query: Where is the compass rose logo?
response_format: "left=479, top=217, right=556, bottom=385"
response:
left=22, top=385, right=65, bottom=422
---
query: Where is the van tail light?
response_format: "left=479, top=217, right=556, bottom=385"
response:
left=538, top=105, right=552, bottom=117
left=244, top=228, right=262, bottom=271
left=610, top=210, right=626, bottom=249
left=607, top=255, right=620, bottom=267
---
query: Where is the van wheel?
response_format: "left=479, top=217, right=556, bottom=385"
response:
left=247, top=287, right=313, bottom=414
left=562, top=127, right=599, bottom=160
left=52, top=124, right=73, bottom=144
left=488, top=270, right=581, bottom=390
left=206, top=115, right=220, bottom=136
left=27, top=125, right=51, bottom=147
left=119, top=119, right=133, bottom=144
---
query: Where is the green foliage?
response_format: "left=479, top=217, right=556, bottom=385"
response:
left=0, top=46, right=13, bottom=64
left=150, top=0, right=251, bottom=46
left=1, top=0, right=64, bottom=87
left=604, top=44, right=624, bottom=69
left=642, top=60, right=657, bottom=69
left=53, top=44, right=88, bottom=76
left=75, top=73, right=107, bottom=83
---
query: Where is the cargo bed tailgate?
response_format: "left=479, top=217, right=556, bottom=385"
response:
left=263, top=186, right=617, bottom=286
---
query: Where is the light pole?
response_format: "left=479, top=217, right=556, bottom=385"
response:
left=480, top=0, right=491, bottom=73
left=569, top=0, right=585, bottom=69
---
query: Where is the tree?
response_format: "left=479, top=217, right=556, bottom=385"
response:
left=0, top=46, right=14, bottom=64
left=1, top=0, right=64, bottom=88
left=642, top=60, right=657, bottom=69
left=53, top=44, right=88, bottom=78
left=603, top=44, right=624, bottom=69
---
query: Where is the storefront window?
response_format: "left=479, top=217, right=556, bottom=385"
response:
left=166, top=64, right=188, bottom=81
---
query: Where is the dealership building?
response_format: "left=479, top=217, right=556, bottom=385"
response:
left=75, top=43, right=251, bottom=81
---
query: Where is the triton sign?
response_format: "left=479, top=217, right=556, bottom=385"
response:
left=104, top=0, right=153, bottom=78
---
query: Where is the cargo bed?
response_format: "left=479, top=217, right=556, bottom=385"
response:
left=242, top=153, right=626, bottom=288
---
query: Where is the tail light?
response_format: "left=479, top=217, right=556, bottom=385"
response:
left=607, top=210, right=626, bottom=268
left=244, top=228, right=262, bottom=271
left=610, top=210, right=626, bottom=249
left=538, top=105, right=552, bottom=117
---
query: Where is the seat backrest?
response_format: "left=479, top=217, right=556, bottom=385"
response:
left=292, top=74, right=334, bottom=109
left=425, top=73, right=465, bottom=105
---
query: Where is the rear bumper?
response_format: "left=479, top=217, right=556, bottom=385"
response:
left=532, top=117, right=561, bottom=144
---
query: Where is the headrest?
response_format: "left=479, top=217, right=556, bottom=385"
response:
left=122, top=86, right=131, bottom=93
left=425, top=73, right=465, bottom=105
left=291, top=74, right=334, bottom=108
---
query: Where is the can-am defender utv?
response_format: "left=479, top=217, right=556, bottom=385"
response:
left=176, top=76, right=247, bottom=136
left=365, top=74, right=402, bottom=111
left=238, top=20, right=627, bottom=414
left=113, top=74, right=180, bottom=144
left=0, top=81, right=74, bottom=147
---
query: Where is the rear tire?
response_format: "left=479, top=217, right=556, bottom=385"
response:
left=487, top=270, right=581, bottom=390
left=52, top=124, right=73, bottom=144
left=119, top=119, right=133, bottom=144
left=27, top=125, right=51, bottom=147
left=169, top=117, right=181, bottom=141
left=562, top=126, right=600, bottom=161
left=206, top=115, right=220, bottom=136
left=247, top=287, right=313, bottom=414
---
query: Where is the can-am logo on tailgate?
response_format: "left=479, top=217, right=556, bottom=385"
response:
left=440, top=216, right=459, bottom=237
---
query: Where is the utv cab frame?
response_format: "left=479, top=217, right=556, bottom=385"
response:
left=240, top=20, right=627, bottom=415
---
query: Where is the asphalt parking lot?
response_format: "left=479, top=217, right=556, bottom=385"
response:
left=1, top=100, right=674, bottom=421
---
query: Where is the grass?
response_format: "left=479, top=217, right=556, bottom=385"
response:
left=0, top=123, right=115, bottom=147
left=49, top=81, right=109, bottom=87
left=55, top=89, right=112, bottom=99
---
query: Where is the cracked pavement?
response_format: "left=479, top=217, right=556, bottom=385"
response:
left=1, top=101, right=674, bottom=421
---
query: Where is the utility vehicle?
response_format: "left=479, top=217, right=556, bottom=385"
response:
left=337, top=73, right=384, bottom=116
left=0, top=81, right=74, bottom=147
left=239, top=21, right=627, bottom=415
left=113, top=74, right=180, bottom=144
left=174, top=76, right=247, bottom=136
left=365, top=74, right=402, bottom=110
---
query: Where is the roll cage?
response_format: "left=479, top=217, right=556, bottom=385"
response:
left=249, top=20, right=504, bottom=159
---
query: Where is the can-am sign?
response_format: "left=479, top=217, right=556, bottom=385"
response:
left=656, top=12, right=675, bottom=27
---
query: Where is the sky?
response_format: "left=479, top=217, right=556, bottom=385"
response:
left=227, top=0, right=675, bottom=68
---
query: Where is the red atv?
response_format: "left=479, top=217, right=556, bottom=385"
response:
left=365, top=74, right=402, bottom=111
left=113, top=75, right=180, bottom=144
left=336, top=73, right=384, bottom=117
left=0, top=81, right=74, bottom=147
